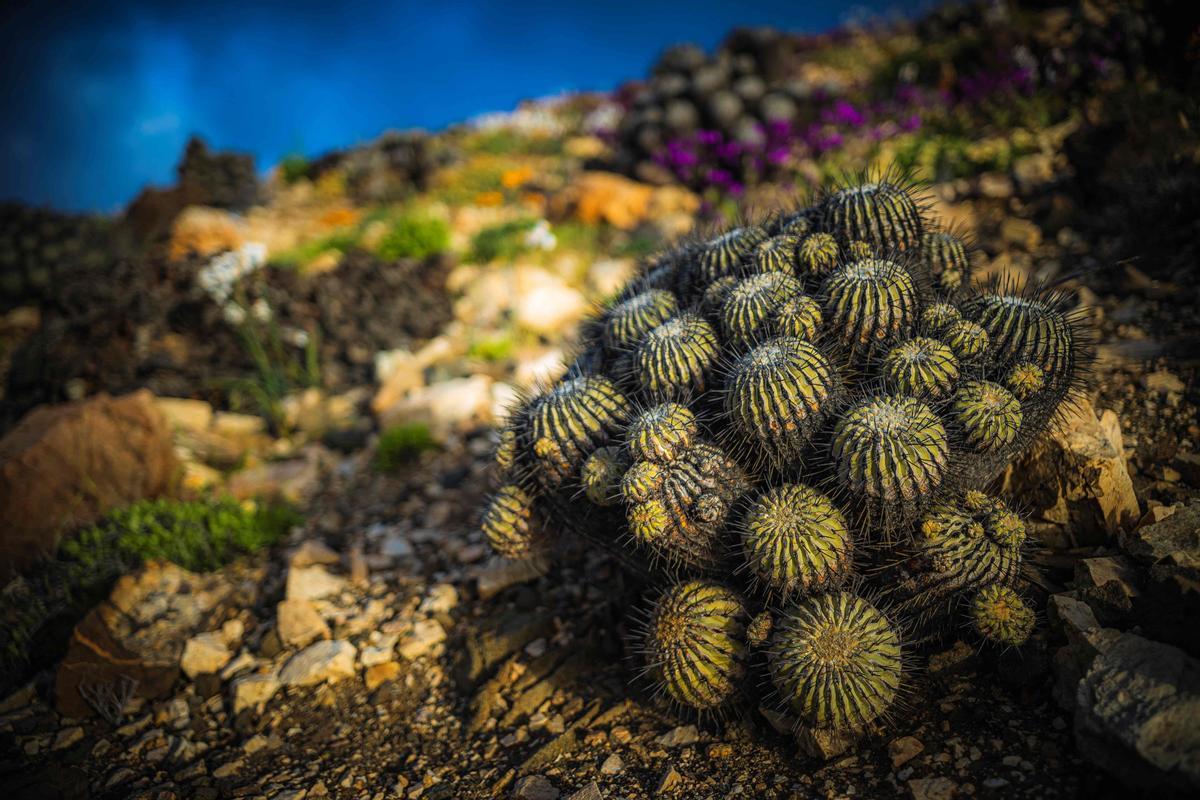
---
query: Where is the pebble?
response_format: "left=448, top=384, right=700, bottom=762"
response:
left=280, top=640, right=357, bottom=686
left=656, top=724, right=698, bottom=748
left=420, top=584, right=459, bottom=615
left=181, top=632, right=233, bottom=679
left=277, top=599, right=332, bottom=648
left=286, top=565, right=347, bottom=601
left=890, top=735, right=925, bottom=767
left=512, top=774, right=559, bottom=800
left=212, top=758, right=245, bottom=779
left=599, top=753, right=624, bottom=775
left=53, top=726, right=84, bottom=750
left=231, top=674, right=281, bottom=714
left=365, top=662, right=402, bottom=690
left=656, top=767, right=683, bottom=793
left=567, top=783, right=604, bottom=800
left=908, top=776, right=957, bottom=800
left=398, top=619, right=446, bottom=660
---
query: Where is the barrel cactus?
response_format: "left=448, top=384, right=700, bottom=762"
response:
left=482, top=176, right=1089, bottom=754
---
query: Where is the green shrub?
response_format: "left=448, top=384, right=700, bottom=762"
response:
left=375, top=212, right=450, bottom=261
left=468, top=332, right=516, bottom=362
left=469, top=218, right=538, bottom=263
left=279, top=153, right=311, bottom=184
left=466, top=128, right=563, bottom=156
left=269, top=229, right=360, bottom=267
left=375, top=422, right=439, bottom=471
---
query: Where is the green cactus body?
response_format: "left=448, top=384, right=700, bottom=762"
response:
left=635, top=313, right=721, bottom=399
left=627, top=402, right=698, bottom=463
left=530, top=376, right=630, bottom=486
left=952, top=380, right=1023, bottom=451
left=798, top=233, right=840, bottom=277
left=909, top=491, right=1025, bottom=601
left=753, top=234, right=803, bottom=275
left=824, top=259, right=919, bottom=358
left=769, top=592, right=902, bottom=731
left=720, top=272, right=815, bottom=349
left=623, top=442, right=747, bottom=568
left=966, top=293, right=1074, bottom=377
left=481, top=484, right=538, bottom=558
left=741, top=484, right=853, bottom=598
left=494, top=425, right=518, bottom=473
left=940, top=319, right=989, bottom=363
left=582, top=446, right=629, bottom=506
left=920, top=301, right=962, bottom=333
left=779, top=212, right=813, bottom=238
left=1006, top=361, right=1046, bottom=401
left=821, top=181, right=923, bottom=251
left=696, top=226, right=768, bottom=285
left=604, top=289, right=679, bottom=352
left=883, top=337, right=960, bottom=399
left=831, top=395, right=948, bottom=503
left=644, top=580, right=748, bottom=710
left=727, top=336, right=838, bottom=464
left=923, top=231, right=970, bottom=293
left=971, top=584, right=1035, bottom=647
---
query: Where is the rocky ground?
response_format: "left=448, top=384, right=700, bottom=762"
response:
left=2, top=1, right=1199, bottom=799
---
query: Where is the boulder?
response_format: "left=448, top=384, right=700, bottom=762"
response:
left=1006, top=399, right=1139, bottom=545
left=0, top=390, right=178, bottom=576
left=1075, top=631, right=1200, bottom=791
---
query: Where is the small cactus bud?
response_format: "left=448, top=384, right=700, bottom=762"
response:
left=530, top=376, right=631, bottom=486
left=696, top=226, right=768, bottom=285
left=494, top=425, right=518, bottom=473
left=824, top=259, right=919, bottom=358
left=741, top=484, right=853, bottom=598
left=952, top=380, right=1023, bottom=451
left=922, top=231, right=970, bottom=293
left=720, top=272, right=813, bottom=349
left=769, top=591, right=903, bottom=731
left=627, top=402, right=698, bottom=463
left=635, top=313, right=721, bottom=399
left=798, top=232, right=840, bottom=276
left=604, top=289, right=679, bottom=352
left=753, top=234, right=803, bottom=274
left=846, top=239, right=874, bottom=260
left=779, top=211, right=813, bottom=237
left=482, top=484, right=538, bottom=558
left=920, top=301, right=962, bottom=333
left=1005, top=361, right=1046, bottom=401
left=910, top=493, right=1025, bottom=599
left=965, top=292, right=1075, bottom=378
left=643, top=580, right=748, bottom=710
left=831, top=395, right=948, bottom=503
left=940, top=319, right=989, bottom=363
left=581, top=446, right=629, bottom=506
left=971, top=584, right=1035, bottom=647
left=822, top=180, right=923, bottom=251
left=727, top=337, right=839, bottom=464
left=621, top=460, right=665, bottom=504
left=883, top=337, right=960, bottom=399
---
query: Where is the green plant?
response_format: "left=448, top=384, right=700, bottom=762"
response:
left=467, top=332, right=517, bottom=362
left=279, top=153, right=311, bottom=184
left=269, top=229, right=360, bottom=267
left=375, top=211, right=450, bottom=261
left=481, top=176, right=1092, bottom=751
left=374, top=422, right=438, bottom=471
left=225, top=307, right=321, bottom=433
left=469, top=218, right=538, bottom=263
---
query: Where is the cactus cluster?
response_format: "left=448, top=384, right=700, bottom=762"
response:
left=481, top=176, right=1089, bottom=749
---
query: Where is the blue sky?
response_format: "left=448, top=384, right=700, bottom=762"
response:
left=0, top=0, right=925, bottom=212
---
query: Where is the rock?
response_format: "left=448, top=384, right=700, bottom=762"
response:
left=398, top=619, right=446, bottom=660
left=285, top=565, right=346, bottom=601
left=1007, top=399, right=1139, bottom=544
left=1074, top=631, right=1200, bottom=791
left=567, top=783, right=605, bottom=800
left=475, top=558, right=543, bottom=600
left=512, top=775, right=559, bottom=800
left=376, top=375, right=494, bottom=439
left=420, top=584, right=459, bottom=615
left=55, top=560, right=242, bottom=717
left=53, top=726, right=84, bottom=750
left=230, top=673, right=280, bottom=714
left=1049, top=593, right=1109, bottom=709
left=0, top=390, right=177, bottom=575
left=549, top=171, right=698, bottom=230
left=1075, top=556, right=1140, bottom=623
left=227, top=447, right=326, bottom=504
left=1000, top=217, right=1042, bottom=250
left=1142, top=369, right=1186, bottom=395
left=1012, top=152, right=1056, bottom=192
left=168, top=206, right=245, bottom=260
left=656, top=724, right=699, bottom=747
left=1122, top=501, right=1200, bottom=566
left=599, top=753, right=624, bottom=775
left=276, top=599, right=331, bottom=648
left=515, top=283, right=587, bottom=336
left=587, top=258, right=636, bottom=298
left=978, top=172, right=1013, bottom=198
left=364, top=661, right=401, bottom=690
left=180, top=632, right=233, bottom=679
left=796, top=724, right=858, bottom=760
left=889, top=735, right=925, bottom=767
left=370, top=352, right=425, bottom=419
left=907, top=776, right=957, bottom=799
left=290, top=539, right=341, bottom=569
left=279, top=641, right=357, bottom=687
left=656, top=767, right=683, bottom=794
left=154, top=397, right=215, bottom=432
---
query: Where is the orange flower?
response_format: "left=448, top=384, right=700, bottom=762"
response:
left=319, top=207, right=361, bottom=229
left=500, top=165, right=535, bottom=189
left=475, top=190, right=504, bottom=207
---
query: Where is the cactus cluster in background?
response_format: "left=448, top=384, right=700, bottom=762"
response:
left=481, top=174, right=1089, bottom=751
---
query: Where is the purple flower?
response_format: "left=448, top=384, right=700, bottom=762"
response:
left=697, top=130, right=723, bottom=146
left=900, top=113, right=922, bottom=132
left=707, top=168, right=735, bottom=187
left=766, top=146, right=790, bottom=165
left=827, top=99, right=866, bottom=127
left=716, top=141, right=743, bottom=161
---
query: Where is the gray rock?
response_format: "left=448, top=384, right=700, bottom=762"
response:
left=656, top=724, right=698, bottom=747
left=276, top=599, right=331, bottom=648
left=230, top=673, right=280, bottom=714
left=599, top=753, right=624, bottom=774
left=567, top=783, right=605, bottom=800
left=1122, top=501, right=1200, bottom=566
left=285, top=565, right=346, bottom=601
left=512, top=774, right=559, bottom=800
left=1075, top=631, right=1200, bottom=790
left=398, top=619, right=446, bottom=660
left=907, top=776, right=957, bottom=799
left=280, top=640, right=357, bottom=686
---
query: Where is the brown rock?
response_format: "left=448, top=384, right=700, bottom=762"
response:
left=549, top=171, right=698, bottom=230
left=167, top=206, right=245, bottom=261
left=55, top=560, right=240, bottom=717
left=0, top=390, right=178, bottom=576
left=1006, top=399, right=1139, bottom=544
left=364, top=661, right=401, bottom=690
